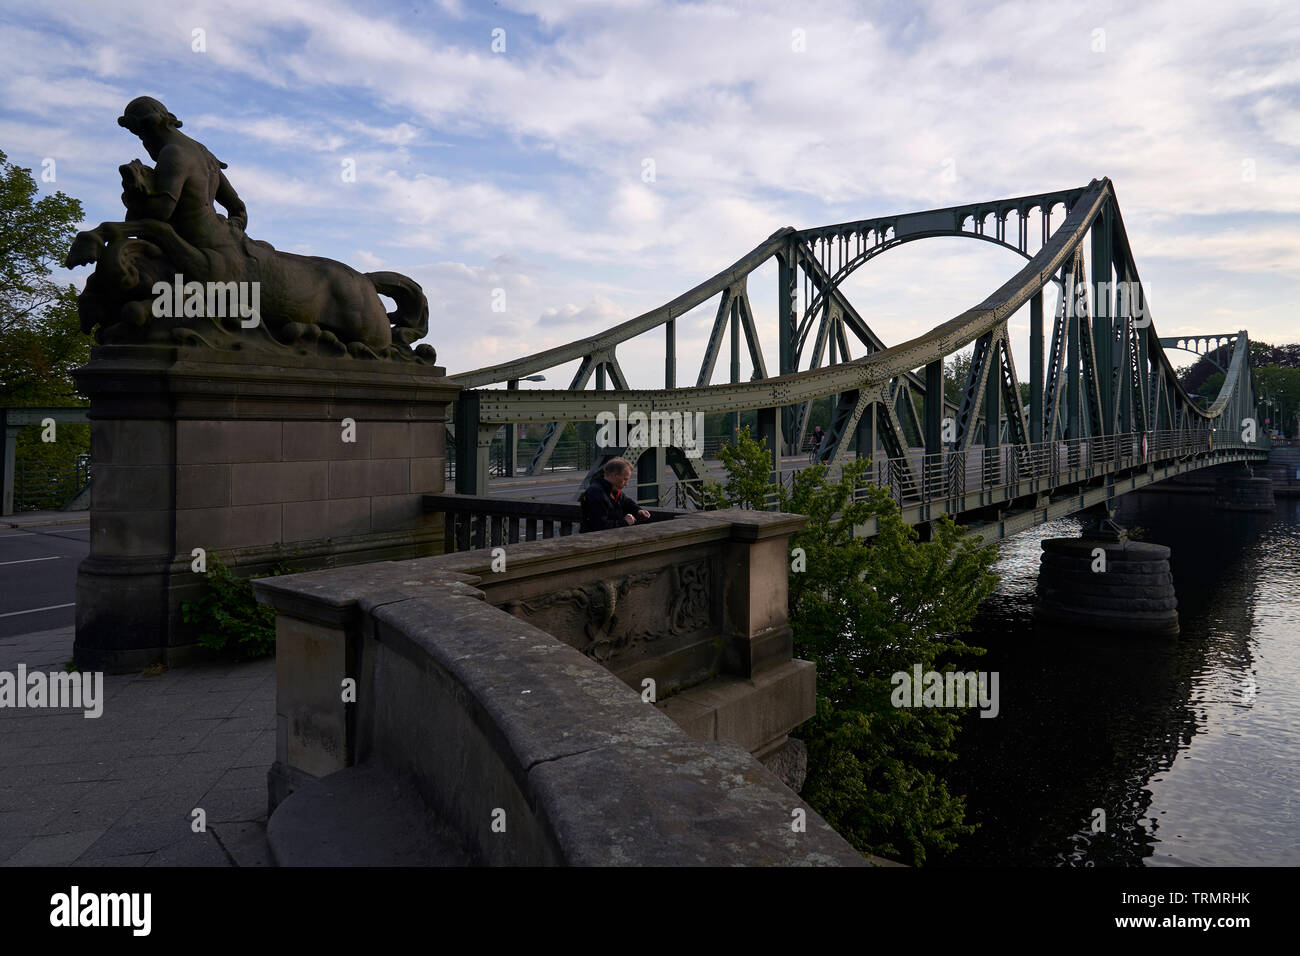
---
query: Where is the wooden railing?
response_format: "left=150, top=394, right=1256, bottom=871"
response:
left=424, top=493, right=686, bottom=552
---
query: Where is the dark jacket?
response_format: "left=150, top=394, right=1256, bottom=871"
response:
left=580, top=475, right=640, bottom=532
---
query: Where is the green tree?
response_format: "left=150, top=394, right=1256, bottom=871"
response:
left=0, top=149, right=91, bottom=507
left=1256, top=365, right=1300, bottom=437
left=944, top=348, right=973, bottom=405
left=704, top=429, right=778, bottom=510
left=0, top=148, right=87, bottom=406
left=1197, top=372, right=1225, bottom=408
left=708, top=427, right=1000, bottom=864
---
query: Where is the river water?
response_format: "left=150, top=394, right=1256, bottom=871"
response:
left=937, top=491, right=1300, bottom=867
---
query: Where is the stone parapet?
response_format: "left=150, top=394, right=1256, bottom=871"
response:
left=255, top=510, right=878, bottom=865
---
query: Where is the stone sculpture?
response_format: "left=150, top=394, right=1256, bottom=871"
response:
left=65, top=97, right=435, bottom=362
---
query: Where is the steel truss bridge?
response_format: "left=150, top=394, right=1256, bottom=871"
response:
left=449, top=178, right=1269, bottom=541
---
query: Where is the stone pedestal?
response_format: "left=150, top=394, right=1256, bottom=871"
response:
left=1214, top=475, right=1275, bottom=512
left=73, top=345, right=459, bottom=672
left=1035, top=536, right=1179, bottom=636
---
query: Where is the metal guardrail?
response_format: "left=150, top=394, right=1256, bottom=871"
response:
left=443, top=434, right=744, bottom=480
left=425, top=493, right=686, bottom=553
left=2, top=406, right=91, bottom=516
left=11, top=457, right=90, bottom=512
left=663, top=429, right=1262, bottom=512
left=445, top=438, right=602, bottom=480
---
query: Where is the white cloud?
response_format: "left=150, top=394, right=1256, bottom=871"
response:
left=4, top=0, right=1298, bottom=383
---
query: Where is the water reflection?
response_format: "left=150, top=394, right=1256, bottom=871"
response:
left=935, top=495, right=1300, bottom=866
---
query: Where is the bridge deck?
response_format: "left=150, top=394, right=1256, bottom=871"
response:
left=470, top=430, right=1267, bottom=544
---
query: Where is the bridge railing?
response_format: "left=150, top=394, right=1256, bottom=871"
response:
left=863, top=429, right=1245, bottom=508
left=442, top=434, right=744, bottom=483
left=445, top=437, right=602, bottom=481
left=425, top=493, right=687, bottom=553
left=664, top=428, right=1259, bottom=512
left=11, top=455, right=91, bottom=512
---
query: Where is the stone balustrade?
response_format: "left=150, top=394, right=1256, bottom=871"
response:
left=254, top=508, right=877, bottom=865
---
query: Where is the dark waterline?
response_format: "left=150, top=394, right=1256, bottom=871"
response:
left=936, top=492, right=1300, bottom=867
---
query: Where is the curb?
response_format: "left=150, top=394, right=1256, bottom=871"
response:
left=2, top=513, right=90, bottom=530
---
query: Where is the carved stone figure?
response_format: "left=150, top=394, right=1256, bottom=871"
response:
left=64, top=97, right=435, bottom=362
left=501, top=561, right=714, bottom=664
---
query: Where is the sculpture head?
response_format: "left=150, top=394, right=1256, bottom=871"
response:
left=118, top=160, right=155, bottom=218
left=117, top=97, right=182, bottom=138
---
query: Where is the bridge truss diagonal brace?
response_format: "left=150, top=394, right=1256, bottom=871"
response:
left=696, top=286, right=734, bottom=388
left=998, top=331, right=1031, bottom=451
left=734, top=283, right=769, bottom=381
left=1111, top=311, right=1134, bottom=435
left=599, top=349, right=630, bottom=390
left=695, top=279, right=769, bottom=388
left=525, top=353, right=598, bottom=476
left=786, top=237, right=886, bottom=456
left=955, top=329, right=999, bottom=451
left=898, top=379, right=924, bottom=449
left=792, top=238, right=882, bottom=355
left=823, top=388, right=874, bottom=469
left=1043, top=269, right=1071, bottom=442
left=524, top=346, right=632, bottom=477
left=874, top=385, right=918, bottom=496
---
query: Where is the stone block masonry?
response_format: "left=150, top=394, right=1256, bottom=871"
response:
left=254, top=516, right=885, bottom=866
left=73, top=344, right=459, bottom=672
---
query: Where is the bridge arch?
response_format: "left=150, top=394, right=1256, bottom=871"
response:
left=450, top=179, right=1264, bottom=498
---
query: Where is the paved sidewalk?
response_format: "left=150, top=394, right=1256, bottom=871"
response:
left=2, top=511, right=89, bottom=529
left=0, top=626, right=275, bottom=866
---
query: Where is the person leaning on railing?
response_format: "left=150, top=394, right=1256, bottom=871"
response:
left=580, top=457, right=651, bottom=532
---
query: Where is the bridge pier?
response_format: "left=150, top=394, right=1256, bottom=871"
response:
left=1035, top=514, right=1179, bottom=636
left=72, top=346, right=457, bottom=671
left=1213, top=470, right=1275, bottom=512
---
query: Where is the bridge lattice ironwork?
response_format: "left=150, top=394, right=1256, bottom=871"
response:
left=448, top=179, right=1268, bottom=529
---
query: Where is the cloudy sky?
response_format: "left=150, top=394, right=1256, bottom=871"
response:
left=2, top=0, right=1297, bottom=388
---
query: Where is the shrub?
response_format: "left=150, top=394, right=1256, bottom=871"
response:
left=710, top=427, right=1000, bottom=864
left=181, top=550, right=297, bottom=660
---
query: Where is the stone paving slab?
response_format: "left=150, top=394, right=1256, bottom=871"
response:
left=0, top=626, right=274, bottom=867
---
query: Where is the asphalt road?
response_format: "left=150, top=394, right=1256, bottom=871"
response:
left=0, top=524, right=88, bottom=638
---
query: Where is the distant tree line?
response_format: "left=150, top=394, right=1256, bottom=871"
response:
left=1178, top=340, right=1300, bottom=437
left=0, top=148, right=90, bottom=507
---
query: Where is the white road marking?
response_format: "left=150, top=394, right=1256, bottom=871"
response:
left=0, top=556, right=61, bottom=567
left=0, top=602, right=75, bottom=619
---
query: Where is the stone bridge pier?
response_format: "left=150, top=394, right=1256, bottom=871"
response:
left=1035, top=505, right=1180, bottom=636
left=1214, top=465, right=1276, bottom=512
left=72, top=345, right=458, bottom=671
